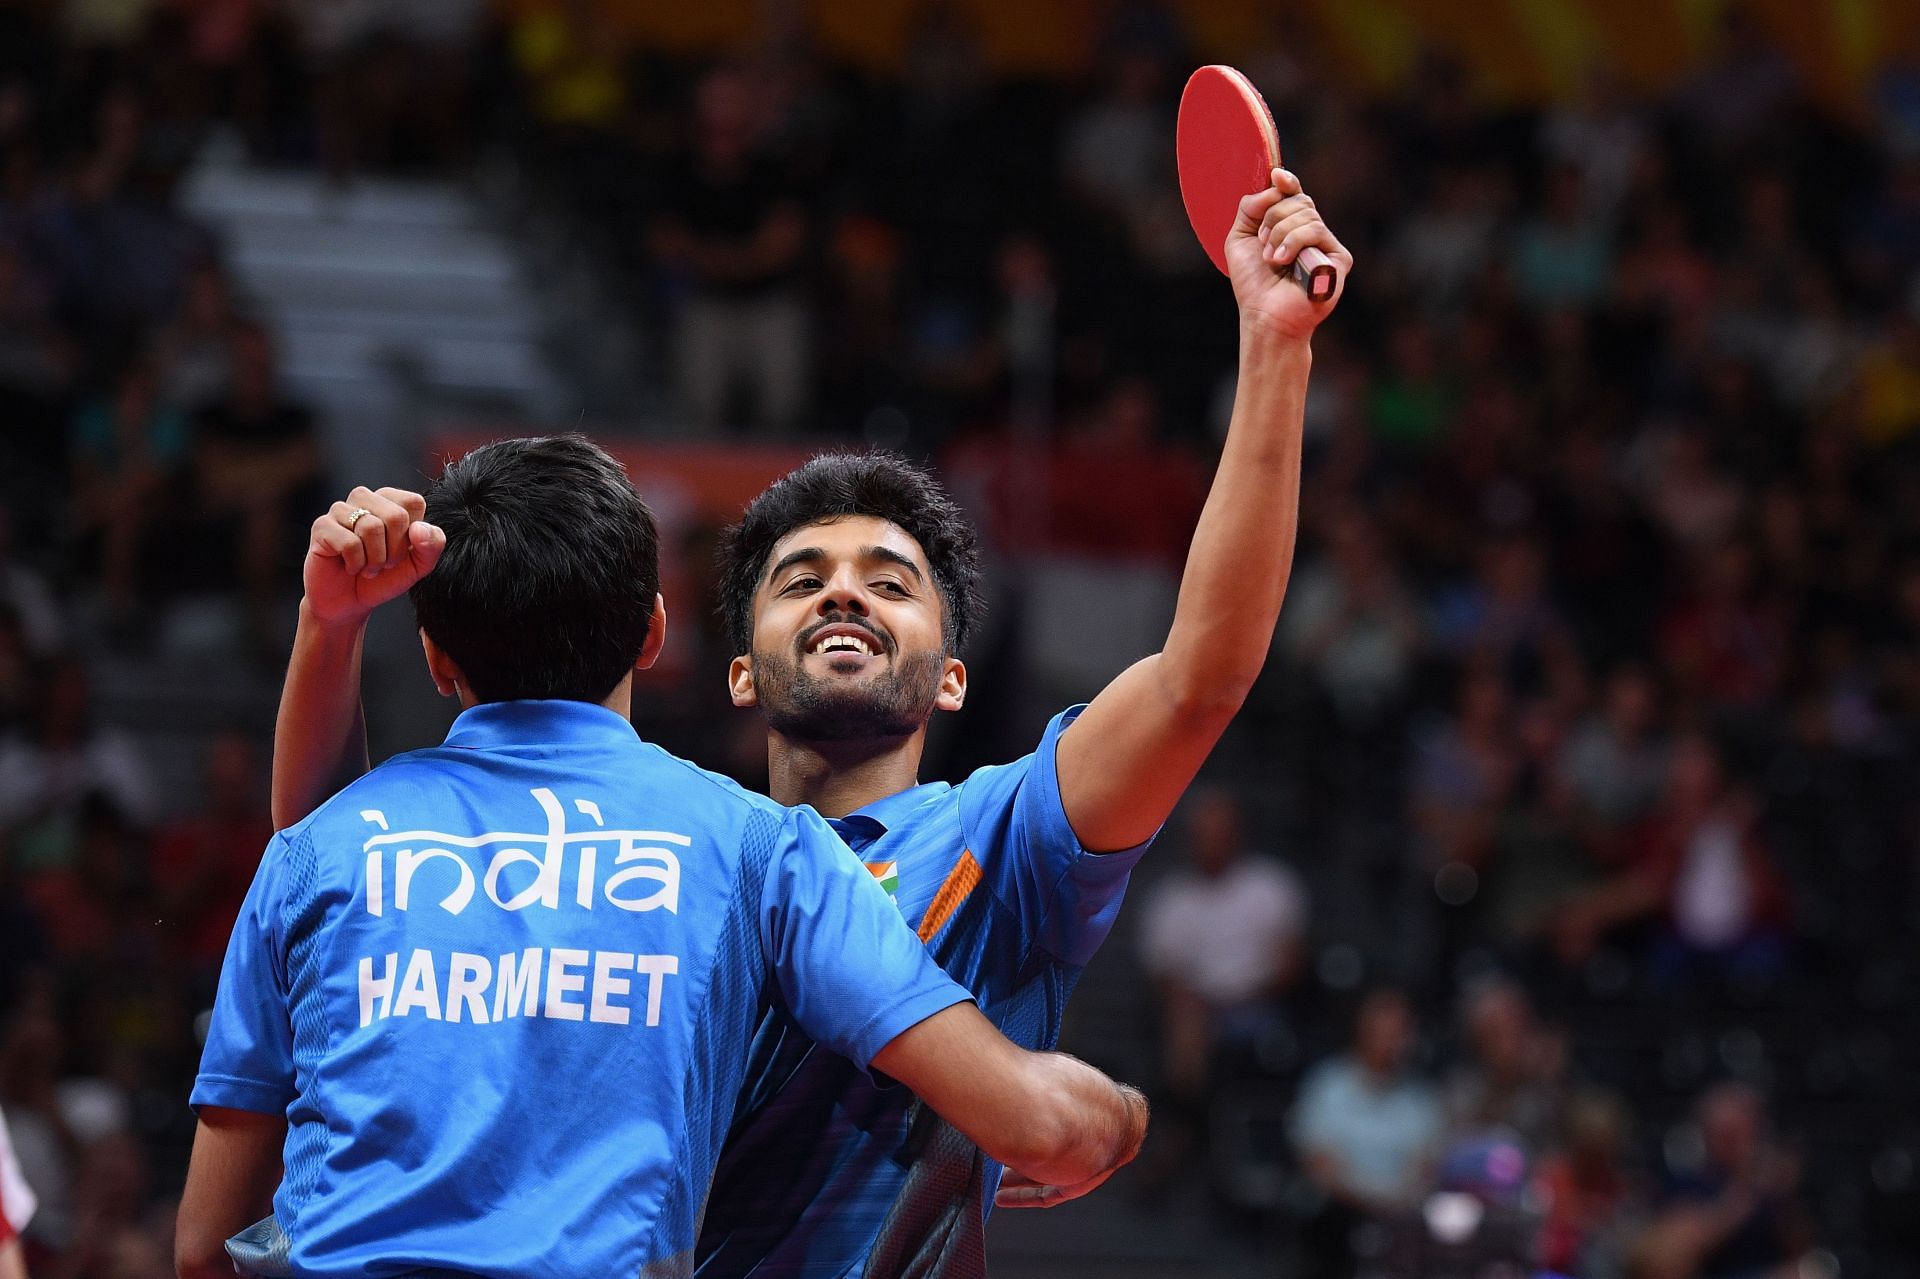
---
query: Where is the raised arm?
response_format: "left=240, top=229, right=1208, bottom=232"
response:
left=871, top=1003, right=1147, bottom=1199
left=1055, top=170, right=1352, bottom=852
left=271, top=486, right=444, bottom=828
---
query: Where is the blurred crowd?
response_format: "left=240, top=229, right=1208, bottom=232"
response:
left=2, top=0, right=1919, bottom=1275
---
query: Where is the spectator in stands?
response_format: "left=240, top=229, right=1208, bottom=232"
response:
left=150, top=731, right=270, bottom=974
left=0, top=1001, right=72, bottom=1256
left=151, top=259, right=240, bottom=414
left=1281, top=508, right=1423, bottom=730
left=1139, top=784, right=1308, bottom=1110
left=0, top=659, right=155, bottom=836
left=16, top=791, right=146, bottom=963
left=0, top=1103, right=32, bottom=1279
left=188, top=320, right=320, bottom=635
left=1431, top=533, right=1582, bottom=701
left=0, top=512, right=62, bottom=660
left=1060, top=40, right=1189, bottom=272
left=1410, top=666, right=1519, bottom=875
left=1556, top=664, right=1670, bottom=845
left=1533, top=1089, right=1641, bottom=1275
left=69, top=355, right=188, bottom=627
left=1046, top=378, right=1205, bottom=565
left=1441, top=978, right=1564, bottom=1155
left=1513, top=166, right=1612, bottom=312
left=1366, top=318, right=1453, bottom=455
left=0, top=238, right=77, bottom=491
left=1553, top=730, right=1791, bottom=985
left=1657, top=538, right=1787, bottom=712
left=653, top=64, right=812, bottom=436
left=1292, top=987, right=1443, bottom=1277
left=1635, top=1083, right=1815, bottom=1279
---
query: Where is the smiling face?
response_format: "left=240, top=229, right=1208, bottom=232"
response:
left=730, top=515, right=965, bottom=742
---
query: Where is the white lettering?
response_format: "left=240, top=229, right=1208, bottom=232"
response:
left=575, top=845, right=598, bottom=909
left=545, top=948, right=588, bottom=1021
left=605, top=841, right=681, bottom=913
left=484, top=788, right=568, bottom=911
left=359, top=953, right=397, bottom=1026
left=359, top=789, right=691, bottom=918
left=393, top=948, right=443, bottom=1020
left=397, top=848, right=475, bottom=915
left=447, top=952, right=492, bottom=1024
left=633, top=954, right=678, bottom=1027
left=575, top=800, right=603, bottom=910
left=589, top=951, right=634, bottom=1025
left=493, top=949, right=542, bottom=1021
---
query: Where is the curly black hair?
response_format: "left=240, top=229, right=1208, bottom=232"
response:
left=716, top=451, right=984, bottom=658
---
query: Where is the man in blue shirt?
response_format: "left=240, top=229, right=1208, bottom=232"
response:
left=175, top=437, right=1147, bottom=1279
left=270, top=174, right=1349, bottom=1274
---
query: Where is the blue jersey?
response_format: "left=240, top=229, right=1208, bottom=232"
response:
left=191, top=700, right=971, bottom=1279
left=695, top=706, right=1149, bottom=1278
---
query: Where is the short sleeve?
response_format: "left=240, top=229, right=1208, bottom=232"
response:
left=190, top=834, right=297, bottom=1115
left=760, top=807, right=971, bottom=1068
left=958, top=705, right=1153, bottom=966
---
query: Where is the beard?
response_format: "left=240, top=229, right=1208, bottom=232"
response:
left=751, top=645, right=945, bottom=742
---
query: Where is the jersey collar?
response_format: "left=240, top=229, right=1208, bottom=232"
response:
left=443, top=700, right=641, bottom=751
left=839, top=779, right=950, bottom=838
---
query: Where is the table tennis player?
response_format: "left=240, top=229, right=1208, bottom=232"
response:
left=267, top=163, right=1348, bottom=1275
left=174, top=436, right=1148, bottom=1279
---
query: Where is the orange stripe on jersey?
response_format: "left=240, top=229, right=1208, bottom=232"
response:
left=916, top=850, right=982, bottom=942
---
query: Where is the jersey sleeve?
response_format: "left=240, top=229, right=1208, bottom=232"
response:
left=190, top=833, right=297, bottom=1115
left=958, top=705, right=1154, bottom=966
left=760, top=806, right=972, bottom=1069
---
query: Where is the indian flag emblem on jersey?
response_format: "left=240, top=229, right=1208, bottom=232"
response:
left=865, top=860, right=899, bottom=901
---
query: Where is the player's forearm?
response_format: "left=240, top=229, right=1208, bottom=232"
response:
left=989, top=1052, right=1148, bottom=1188
left=1157, top=326, right=1310, bottom=716
left=874, top=1006, right=1147, bottom=1187
left=271, top=600, right=370, bottom=829
left=177, top=1111, right=284, bottom=1279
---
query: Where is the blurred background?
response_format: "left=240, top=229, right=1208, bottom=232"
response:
left=1, top=0, right=1918, bottom=1275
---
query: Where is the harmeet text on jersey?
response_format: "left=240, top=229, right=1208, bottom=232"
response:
left=191, top=700, right=970, bottom=1279
left=352, top=788, right=686, bottom=1029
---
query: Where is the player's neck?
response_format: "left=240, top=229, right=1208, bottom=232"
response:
left=765, top=730, right=925, bottom=817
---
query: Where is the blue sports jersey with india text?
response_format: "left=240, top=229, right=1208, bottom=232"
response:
left=190, top=700, right=971, bottom=1279
left=695, top=706, right=1150, bottom=1278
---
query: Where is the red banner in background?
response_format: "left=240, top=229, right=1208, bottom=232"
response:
left=429, top=434, right=815, bottom=676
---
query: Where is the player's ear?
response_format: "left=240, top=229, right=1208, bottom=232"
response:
left=419, top=629, right=464, bottom=700
left=936, top=656, right=966, bottom=713
left=728, top=654, right=758, bottom=708
left=635, top=594, right=668, bottom=671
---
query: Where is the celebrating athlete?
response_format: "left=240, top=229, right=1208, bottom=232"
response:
left=266, top=172, right=1348, bottom=1274
left=176, top=437, right=1147, bottom=1279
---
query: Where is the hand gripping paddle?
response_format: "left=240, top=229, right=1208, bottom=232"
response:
left=1177, top=65, right=1338, bottom=300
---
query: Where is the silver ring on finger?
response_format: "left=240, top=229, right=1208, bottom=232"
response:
left=343, top=506, right=372, bottom=531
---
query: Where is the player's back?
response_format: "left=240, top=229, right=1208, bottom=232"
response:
left=217, top=701, right=794, bottom=1278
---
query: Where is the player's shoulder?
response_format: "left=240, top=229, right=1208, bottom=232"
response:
left=274, top=746, right=455, bottom=842
left=953, top=704, right=1088, bottom=807
left=637, top=741, right=793, bottom=822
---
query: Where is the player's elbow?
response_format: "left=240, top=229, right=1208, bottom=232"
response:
left=998, top=1056, right=1147, bottom=1187
left=1162, top=665, right=1256, bottom=729
left=176, top=1237, right=232, bottom=1279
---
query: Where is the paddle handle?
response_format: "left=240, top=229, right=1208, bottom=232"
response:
left=1293, top=245, right=1338, bottom=302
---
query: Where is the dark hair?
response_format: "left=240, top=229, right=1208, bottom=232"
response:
left=410, top=435, right=660, bottom=703
left=716, top=451, right=984, bottom=657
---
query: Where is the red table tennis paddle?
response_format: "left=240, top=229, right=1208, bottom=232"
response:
left=1177, top=65, right=1338, bottom=300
